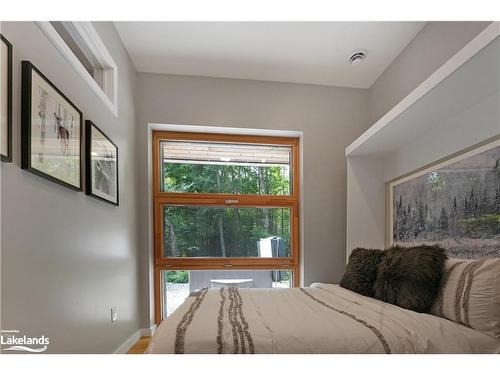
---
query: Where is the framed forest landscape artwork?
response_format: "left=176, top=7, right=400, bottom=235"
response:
left=1, top=34, right=12, bottom=162
left=85, top=120, right=119, bottom=205
left=21, top=61, right=82, bottom=190
left=388, top=137, right=500, bottom=259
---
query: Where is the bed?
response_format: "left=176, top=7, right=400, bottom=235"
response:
left=146, top=283, right=500, bottom=354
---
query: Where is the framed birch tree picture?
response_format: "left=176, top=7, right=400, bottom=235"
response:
left=85, top=120, right=119, bottom=206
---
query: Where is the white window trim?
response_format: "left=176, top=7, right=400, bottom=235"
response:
left=37, top=21, right=118, bottom=117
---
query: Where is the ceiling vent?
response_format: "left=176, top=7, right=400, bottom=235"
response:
left=349, top=50, right=367, bottom=65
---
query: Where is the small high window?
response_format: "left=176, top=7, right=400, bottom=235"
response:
left=38, top=22, right=118, bottom=116
left=50, top=22, right=105, bottom=89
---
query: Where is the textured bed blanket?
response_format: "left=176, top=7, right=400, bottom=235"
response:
left=147, top=284, right=500, bottom=354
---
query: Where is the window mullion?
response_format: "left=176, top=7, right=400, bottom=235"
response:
left=154, top=193, right=296, bottom=206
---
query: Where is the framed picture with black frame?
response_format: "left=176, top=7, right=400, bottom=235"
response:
left=21, top=61, right=82, bottom=190
left=1, top=33, right=13, bottom=163
left=85, top=120, right=119, bottom=206
left=387, top=135, right=500, bottom=260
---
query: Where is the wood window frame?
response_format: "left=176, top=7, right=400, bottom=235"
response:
left=152, top=131, right=300, bottom=323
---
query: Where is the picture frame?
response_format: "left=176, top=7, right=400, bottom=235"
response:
left=387, top=135, right=500, bottom=259
left=85, top=120, right=119, bottom=206
left=1, top=33, right=13, bottom=163
left=21, top=61, right=82, bottom=190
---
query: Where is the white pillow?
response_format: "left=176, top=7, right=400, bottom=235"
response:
left=430, top=258, right=500, bottom=338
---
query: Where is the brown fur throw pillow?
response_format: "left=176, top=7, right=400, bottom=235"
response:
left=373, top=245, right=447, bottom=313
left=340, top=247, right=385, bottom=297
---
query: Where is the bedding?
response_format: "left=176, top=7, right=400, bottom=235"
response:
left=430, top=258, right=500, bottom=338
left=146, top=283, right=500, bottom=354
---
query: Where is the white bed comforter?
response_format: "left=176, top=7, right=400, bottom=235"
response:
left=147, top=284, right=500, bottom=354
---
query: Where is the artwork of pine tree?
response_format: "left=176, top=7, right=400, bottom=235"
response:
left=392, top=142, right=500, bottom=259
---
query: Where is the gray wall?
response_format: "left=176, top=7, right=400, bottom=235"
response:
left=136, top=73, right=369, bottom=327
left=368, top=21, right=491, bottom=124
left=0, top=22, right=140, bottom=353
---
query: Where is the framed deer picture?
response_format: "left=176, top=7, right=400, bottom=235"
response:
left=21, top=61, right=82, bottom=190
left=85, top=121, right=119, bottom=205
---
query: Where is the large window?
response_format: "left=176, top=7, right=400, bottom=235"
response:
left=153, top=131, right=300, bottom=322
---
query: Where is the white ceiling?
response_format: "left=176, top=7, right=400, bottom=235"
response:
left=115, top=22, right=426, bottom=89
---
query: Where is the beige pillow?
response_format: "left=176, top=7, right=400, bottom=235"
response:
left=430, top=258, right=500, bottom=338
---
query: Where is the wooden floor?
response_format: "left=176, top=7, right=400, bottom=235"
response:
left=127, top=337, right=151, bottom=354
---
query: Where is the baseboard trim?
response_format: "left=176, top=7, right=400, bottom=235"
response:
left=114, top=330, right=142, bottom=354
left=114, top=324, right=157, bottom=354
left=141, top=324, right=157, bottom=337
